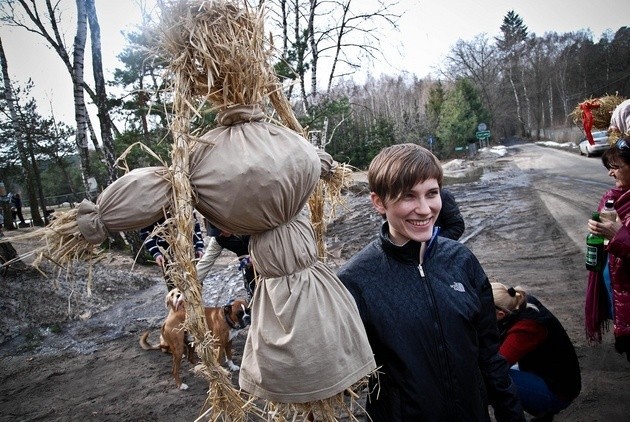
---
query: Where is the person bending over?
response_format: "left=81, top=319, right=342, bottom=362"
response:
left=140, top=214, right=204, bottom=292
left=196, top=225, right=254, bottom=297
left=492, top=282, right=581, bottom=421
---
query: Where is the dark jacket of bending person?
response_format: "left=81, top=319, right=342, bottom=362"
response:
left=492, top=282, right=581, bottom=421
left=436, top=188, right=465, bottom=240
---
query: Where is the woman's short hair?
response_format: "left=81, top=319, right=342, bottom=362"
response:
left=368, top=143, right=443, bottom=205
left=602, top=135, right=630, bottom=170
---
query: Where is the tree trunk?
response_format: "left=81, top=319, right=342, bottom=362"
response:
left=521, top=67, right=532, bottom=137
left=86, top=0, right=118, bottom=185
left=296, top=2, right=308, bottom=111
left=0, top=36, right=43, bottom=227
left=72, top=0, right=93, bottom=200
left=26, top=134, right=46, bottom=225
left=508, top=66, right=525, bottom=136
left=308, top=0, right=317, bottom=106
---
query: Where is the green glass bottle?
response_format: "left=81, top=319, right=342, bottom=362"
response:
left=585, top=211, right=605, bottom=272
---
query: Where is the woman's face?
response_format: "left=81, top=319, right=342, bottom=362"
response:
left=608, top=160, right=630, bottom=190
left=370, top=178, right=442, bottom=245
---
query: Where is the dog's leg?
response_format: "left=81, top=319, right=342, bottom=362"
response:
left=185, top=334, right=197, bottom=365
left=170, top=341, right=188, bottom=390
left=164, top=326, right=189, bottom=390
left=224, top=340, right=240, bottom=371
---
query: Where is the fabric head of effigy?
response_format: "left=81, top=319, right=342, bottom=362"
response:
left=189, top=105, right=319, bottom=234
left=189, top=104, right=376, bottom=402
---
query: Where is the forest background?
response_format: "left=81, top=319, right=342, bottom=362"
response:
left=0, top=0, right=629, bottom=252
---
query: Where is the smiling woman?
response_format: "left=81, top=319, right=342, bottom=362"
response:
left=337, top=143, right=524, bottom=421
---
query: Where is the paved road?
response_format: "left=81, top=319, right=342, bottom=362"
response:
left=510, top=143, right=612, bottom=250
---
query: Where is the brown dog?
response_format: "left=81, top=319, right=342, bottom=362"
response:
left=140, top=288, right=251, bottom=390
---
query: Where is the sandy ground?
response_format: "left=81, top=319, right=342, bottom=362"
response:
left=1, top=145, right=629, bottom=421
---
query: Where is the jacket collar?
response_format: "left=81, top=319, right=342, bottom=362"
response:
left=379, top=221, right=439, bottom=264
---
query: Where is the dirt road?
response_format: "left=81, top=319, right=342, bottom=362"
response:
left=1, top=142, right=629, bottom=421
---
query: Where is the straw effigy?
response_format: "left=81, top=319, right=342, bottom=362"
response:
left=570, top=94, right=627, bottom=144
left=151, top=2, right=374, bottom=419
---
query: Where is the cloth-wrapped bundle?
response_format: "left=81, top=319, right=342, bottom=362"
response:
left=72, top=104, right=376, bottom=404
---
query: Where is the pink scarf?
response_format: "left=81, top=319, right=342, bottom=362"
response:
left=584, top=188, right=625, bottom=343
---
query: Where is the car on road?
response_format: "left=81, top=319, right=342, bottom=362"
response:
left=579, top=130, right=610, bottom=157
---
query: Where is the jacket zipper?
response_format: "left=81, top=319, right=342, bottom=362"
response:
left=418, top=239, right=458, bottom=418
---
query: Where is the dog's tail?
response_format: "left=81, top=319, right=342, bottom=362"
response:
left=139, top=331, right=161, bottom=351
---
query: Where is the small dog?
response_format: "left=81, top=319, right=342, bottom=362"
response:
left=140, top=288, right=251, bottom=390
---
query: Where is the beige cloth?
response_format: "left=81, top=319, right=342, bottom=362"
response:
left=611, top=99, right=630, bottom=135
left=241, top=212, right=375, bottom=402
left=76, top=167, right=171, bottom=243
left=74, top=105, right=376, bottom=403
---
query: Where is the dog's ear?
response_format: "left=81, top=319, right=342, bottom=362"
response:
left=223, top=304, right=232, bottom=314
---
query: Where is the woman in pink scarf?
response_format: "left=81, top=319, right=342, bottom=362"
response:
left=586, top=136, right=630, bottom=362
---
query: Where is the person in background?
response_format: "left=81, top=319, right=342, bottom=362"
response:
left=140, top=214, right=205, bottom=292
left=492, top=282, right=581, bottom=421
left=11, top=193, right=26, bottom=227
left=196, top=225, right=254, bottom=297
left=436, top=188, right=465, bottom=240
left=337, top=143, right=523, bottom=421
left=609, top=98, right=630, bottom=137
left=586, top=136, right=630, bottom=361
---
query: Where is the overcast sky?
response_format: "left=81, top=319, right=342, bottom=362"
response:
left=1, top=0, right=628, bottom=125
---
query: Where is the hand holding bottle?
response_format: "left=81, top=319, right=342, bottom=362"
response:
left=588, top=217, right=621, bottom=241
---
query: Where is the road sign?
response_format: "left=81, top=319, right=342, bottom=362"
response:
left=477, top=123, right=487, bottom=132
left=476, top=130, right=491, bottom=139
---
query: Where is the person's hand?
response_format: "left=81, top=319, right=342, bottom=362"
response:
left=588, top=218, right=621, bottom=240
left=155, top=254, right=165, bottom=268
left=196, top=250, right=204, bottom=259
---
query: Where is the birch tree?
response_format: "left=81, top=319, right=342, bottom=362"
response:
left=1, top=37, right=44, bottom=225
left=1, top=0, right=118, bottom=195
left=86, top=0, right=117, bottom=184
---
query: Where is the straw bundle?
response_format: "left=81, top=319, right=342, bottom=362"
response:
left=0, top=209, right=100, bottom=272
left=155, top=1, right=259, bottom=418
left=157, top=0, right=274, bottom=111
left=570, top=94, right=626, bottom=130
left=308, top=163, right=353, bottom=260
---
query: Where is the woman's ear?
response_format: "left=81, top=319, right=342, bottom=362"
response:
left=370, top=192, right=387, bottom=216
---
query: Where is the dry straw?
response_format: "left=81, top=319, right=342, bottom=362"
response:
left=570, top=94, right=626, bottom=137
left=155, top=0, right=362, bottom=420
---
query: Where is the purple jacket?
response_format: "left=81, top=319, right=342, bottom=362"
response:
left=607, top=188, right=630, bottom=338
